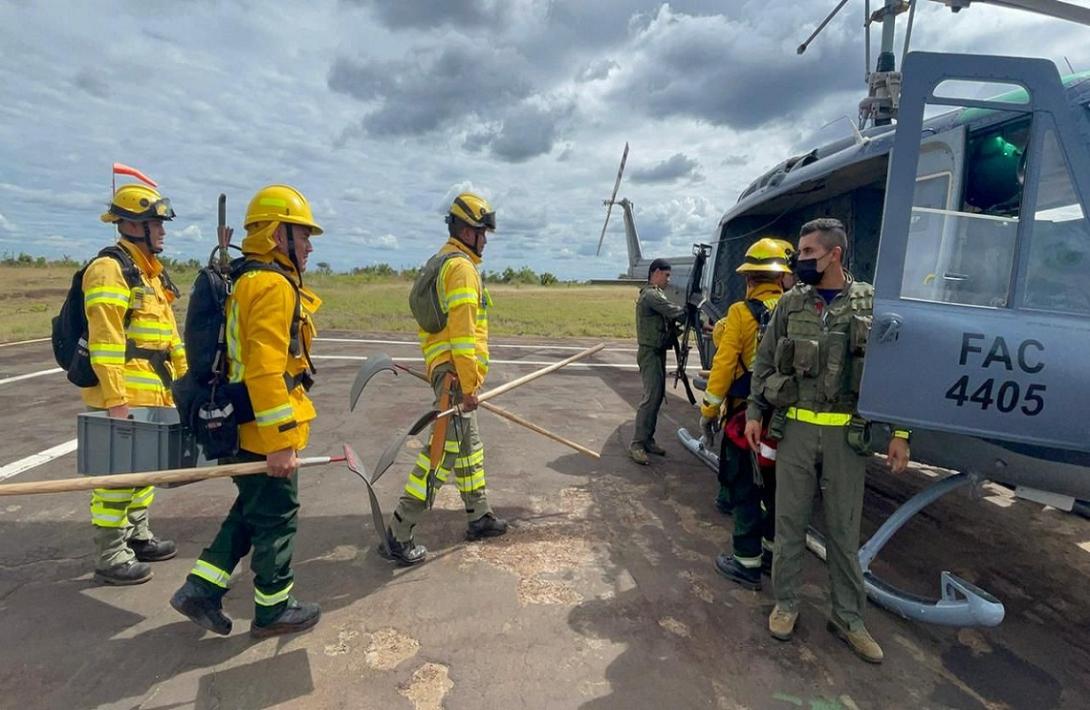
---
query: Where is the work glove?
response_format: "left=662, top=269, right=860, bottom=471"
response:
left=699, top=414, right=719, bottom=448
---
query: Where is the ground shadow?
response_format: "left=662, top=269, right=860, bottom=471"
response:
left=560, top=424, right=1090, bottom=709
left=0, top=505, right=537, bottom=710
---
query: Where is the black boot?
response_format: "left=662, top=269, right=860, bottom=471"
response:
left=466, top=513, right=508, bottom=540
left=170, top=580, right=233, bottom=635
left=250, top=599, right=321, bottom=639
left=378, top=528, right=428, bottom=566
left=715, top=553, right=762, bottom=591
left=129, top=537, right=177, bottom=562
left=94, top=559, right=152, bottom=586
left=645, top=441, right=667, bottom=456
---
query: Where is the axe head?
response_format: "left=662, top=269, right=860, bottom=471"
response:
left=372, top=428, right=412, bottom=485
left=348, top=353, right=397, bottom=412
left=408, top=409, right=439, bottom=436
left=342, top=443, right=369, bottom=483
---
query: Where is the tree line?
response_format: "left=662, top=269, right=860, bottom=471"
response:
left=2, top=252, right=566, bottom=286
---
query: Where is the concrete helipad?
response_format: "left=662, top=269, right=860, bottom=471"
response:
left=1, top=333, right=1089, bottom=709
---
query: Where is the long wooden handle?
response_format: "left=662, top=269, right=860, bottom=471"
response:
left=437, top=342, right=607, bottom=419
left=482, top=402, right=600, bottom=459
left=397, top=365, right=600, bottom=459
left=0, top=455, right=339, bottom=497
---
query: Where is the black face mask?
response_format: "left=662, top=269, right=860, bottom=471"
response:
left=794, top=256, right=824, bottom=285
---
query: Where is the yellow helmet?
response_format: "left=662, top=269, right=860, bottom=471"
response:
left=447, top=192, right=496, bottom=230
left=244, top=184, right=323, bottom=235
left=100, top=183, right=175, bottom=223
left=771, top=238, right=796, bottom=259
left=736, top=237, right=792, bottom=274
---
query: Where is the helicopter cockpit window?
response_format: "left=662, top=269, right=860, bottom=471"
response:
left=900, top=114, right=1030, bottom=308
left=1022, top=128, right=1090, bottom=314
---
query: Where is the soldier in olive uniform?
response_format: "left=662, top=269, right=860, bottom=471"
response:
left=745, top=218, right=910, bottom=664
left=631, top=258, right=686, bottom=465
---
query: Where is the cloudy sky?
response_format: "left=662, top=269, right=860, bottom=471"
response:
left=1, top=0, right=1088, bottom=279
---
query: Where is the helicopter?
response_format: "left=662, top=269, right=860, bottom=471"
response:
left=617, top=0, right=1090, bottom=628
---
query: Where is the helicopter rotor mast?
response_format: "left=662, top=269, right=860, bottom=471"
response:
left=799, top=0, right=1090, bottom=131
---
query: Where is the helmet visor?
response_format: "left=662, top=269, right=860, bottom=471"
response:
left=111, top=196, right=175, bottom=222
left=150, top=197, right=175, bottom=219
left=479, top=210, right=496, bottom=231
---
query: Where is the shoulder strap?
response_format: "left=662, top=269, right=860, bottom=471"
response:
left=93, top=245, right=142, bottom=328
left=743, top=298, right=767, bottom=325
left=97, top=245, right=143, bottom=289
left=436, top=250, right=470, bottom=280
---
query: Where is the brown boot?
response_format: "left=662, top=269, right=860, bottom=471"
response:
left=827, top=621, right=884, bottom=664
left=629, top=446, right=649, bottom=465
left=768, top=605, right=798, bottom=641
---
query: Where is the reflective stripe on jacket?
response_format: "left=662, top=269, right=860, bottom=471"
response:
left=227, top=254, right=321, bottom=454
left=701, top=281, right=782, bottom=419
left=418, top=238, right=490, bottom=395
left=81, top=240, right=187, bottom=409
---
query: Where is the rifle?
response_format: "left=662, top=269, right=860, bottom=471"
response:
left=672, top=243, right=713, bottom=406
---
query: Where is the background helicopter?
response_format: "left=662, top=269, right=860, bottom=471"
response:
left=592, top=0, right=1090, bottom=628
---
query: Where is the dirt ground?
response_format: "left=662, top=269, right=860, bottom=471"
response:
left=1, top=333, right=1088, bottom=709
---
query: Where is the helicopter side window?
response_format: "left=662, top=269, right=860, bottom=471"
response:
left=900, top=172, right=951, bottom=300
left=899, top=115, right=1030, bottom=308
left=1022, top=128, right=1090, bottom=315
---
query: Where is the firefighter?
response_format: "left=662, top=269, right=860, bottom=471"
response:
left=745, top=218, right=910, bottom=663
left=86, top=183, right=185, bottom=585
left=383, top=192, right=508, bottom=566
left=171, top=185, right=323, bottom=638
left=630, top=258, right=685, bottom=465
left=698, top=238, right=792, bottom=590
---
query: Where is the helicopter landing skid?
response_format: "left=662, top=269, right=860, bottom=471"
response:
left=677, top=426, right=719, bottom=474
left=676, top=427, right=1006, bottom=627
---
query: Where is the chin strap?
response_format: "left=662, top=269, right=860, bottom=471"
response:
left=285, top=223, right=303, bottom=286
left=121, top=222, right=161, bottom=254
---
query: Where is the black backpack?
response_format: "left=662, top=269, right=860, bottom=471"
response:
left=725, top=298, right=773, bottom=402
left=172, top=254, right=312, bottom=459
left=52, top=246, right=146, bottom=387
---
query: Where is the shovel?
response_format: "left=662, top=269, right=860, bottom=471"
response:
left=371, top=342, right=608, bottom=485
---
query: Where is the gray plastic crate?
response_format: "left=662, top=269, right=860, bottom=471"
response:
left=78, top=408, right=207, bottom=481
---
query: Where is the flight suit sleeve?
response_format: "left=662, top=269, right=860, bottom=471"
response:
left=82, top=258, right=130, bottom=408
left=747, top=296, right=788, bottom=422
left=443, top=259, right=483, bottom=395
left=701, top=304, right=746, bottom=419
left=241, top=278, right=304, bottom=452
left=646, top=289, right=686, bottom=322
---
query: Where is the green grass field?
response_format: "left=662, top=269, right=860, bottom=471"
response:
left=0, top=265, right=639, bottom=343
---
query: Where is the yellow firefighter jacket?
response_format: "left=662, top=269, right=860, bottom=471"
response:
left=700, top=281, right=783, bottom=419
left=227, top=222, right=321, bottom=455
left=419, top=238, right=491, bottom=396
left=81, top=239, right=187, bottom=409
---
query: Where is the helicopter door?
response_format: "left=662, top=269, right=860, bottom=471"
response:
left=859, top=52, right=1090, bottom=452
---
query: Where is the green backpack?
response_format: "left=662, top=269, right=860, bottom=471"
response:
left=409, top=251, right=469, bottom=333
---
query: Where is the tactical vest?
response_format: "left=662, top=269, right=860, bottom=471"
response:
left=768, top=280, right=874, bottom=413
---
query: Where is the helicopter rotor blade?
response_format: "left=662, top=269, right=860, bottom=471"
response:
left=797, top=0, right=852, bottom=55
left=938, top=0, right=1090, bottom=26
left=596, top=141, right=629, bottom=256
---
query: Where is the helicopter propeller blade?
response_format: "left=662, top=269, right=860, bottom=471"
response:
left=596, top=141, right=629, bottom=256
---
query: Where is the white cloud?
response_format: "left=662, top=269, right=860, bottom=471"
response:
left=177, top=224, right=203, bottom=241
left=0, top=0, right=1086, bottom=281
left=0, top=211, right=15, bottom=232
